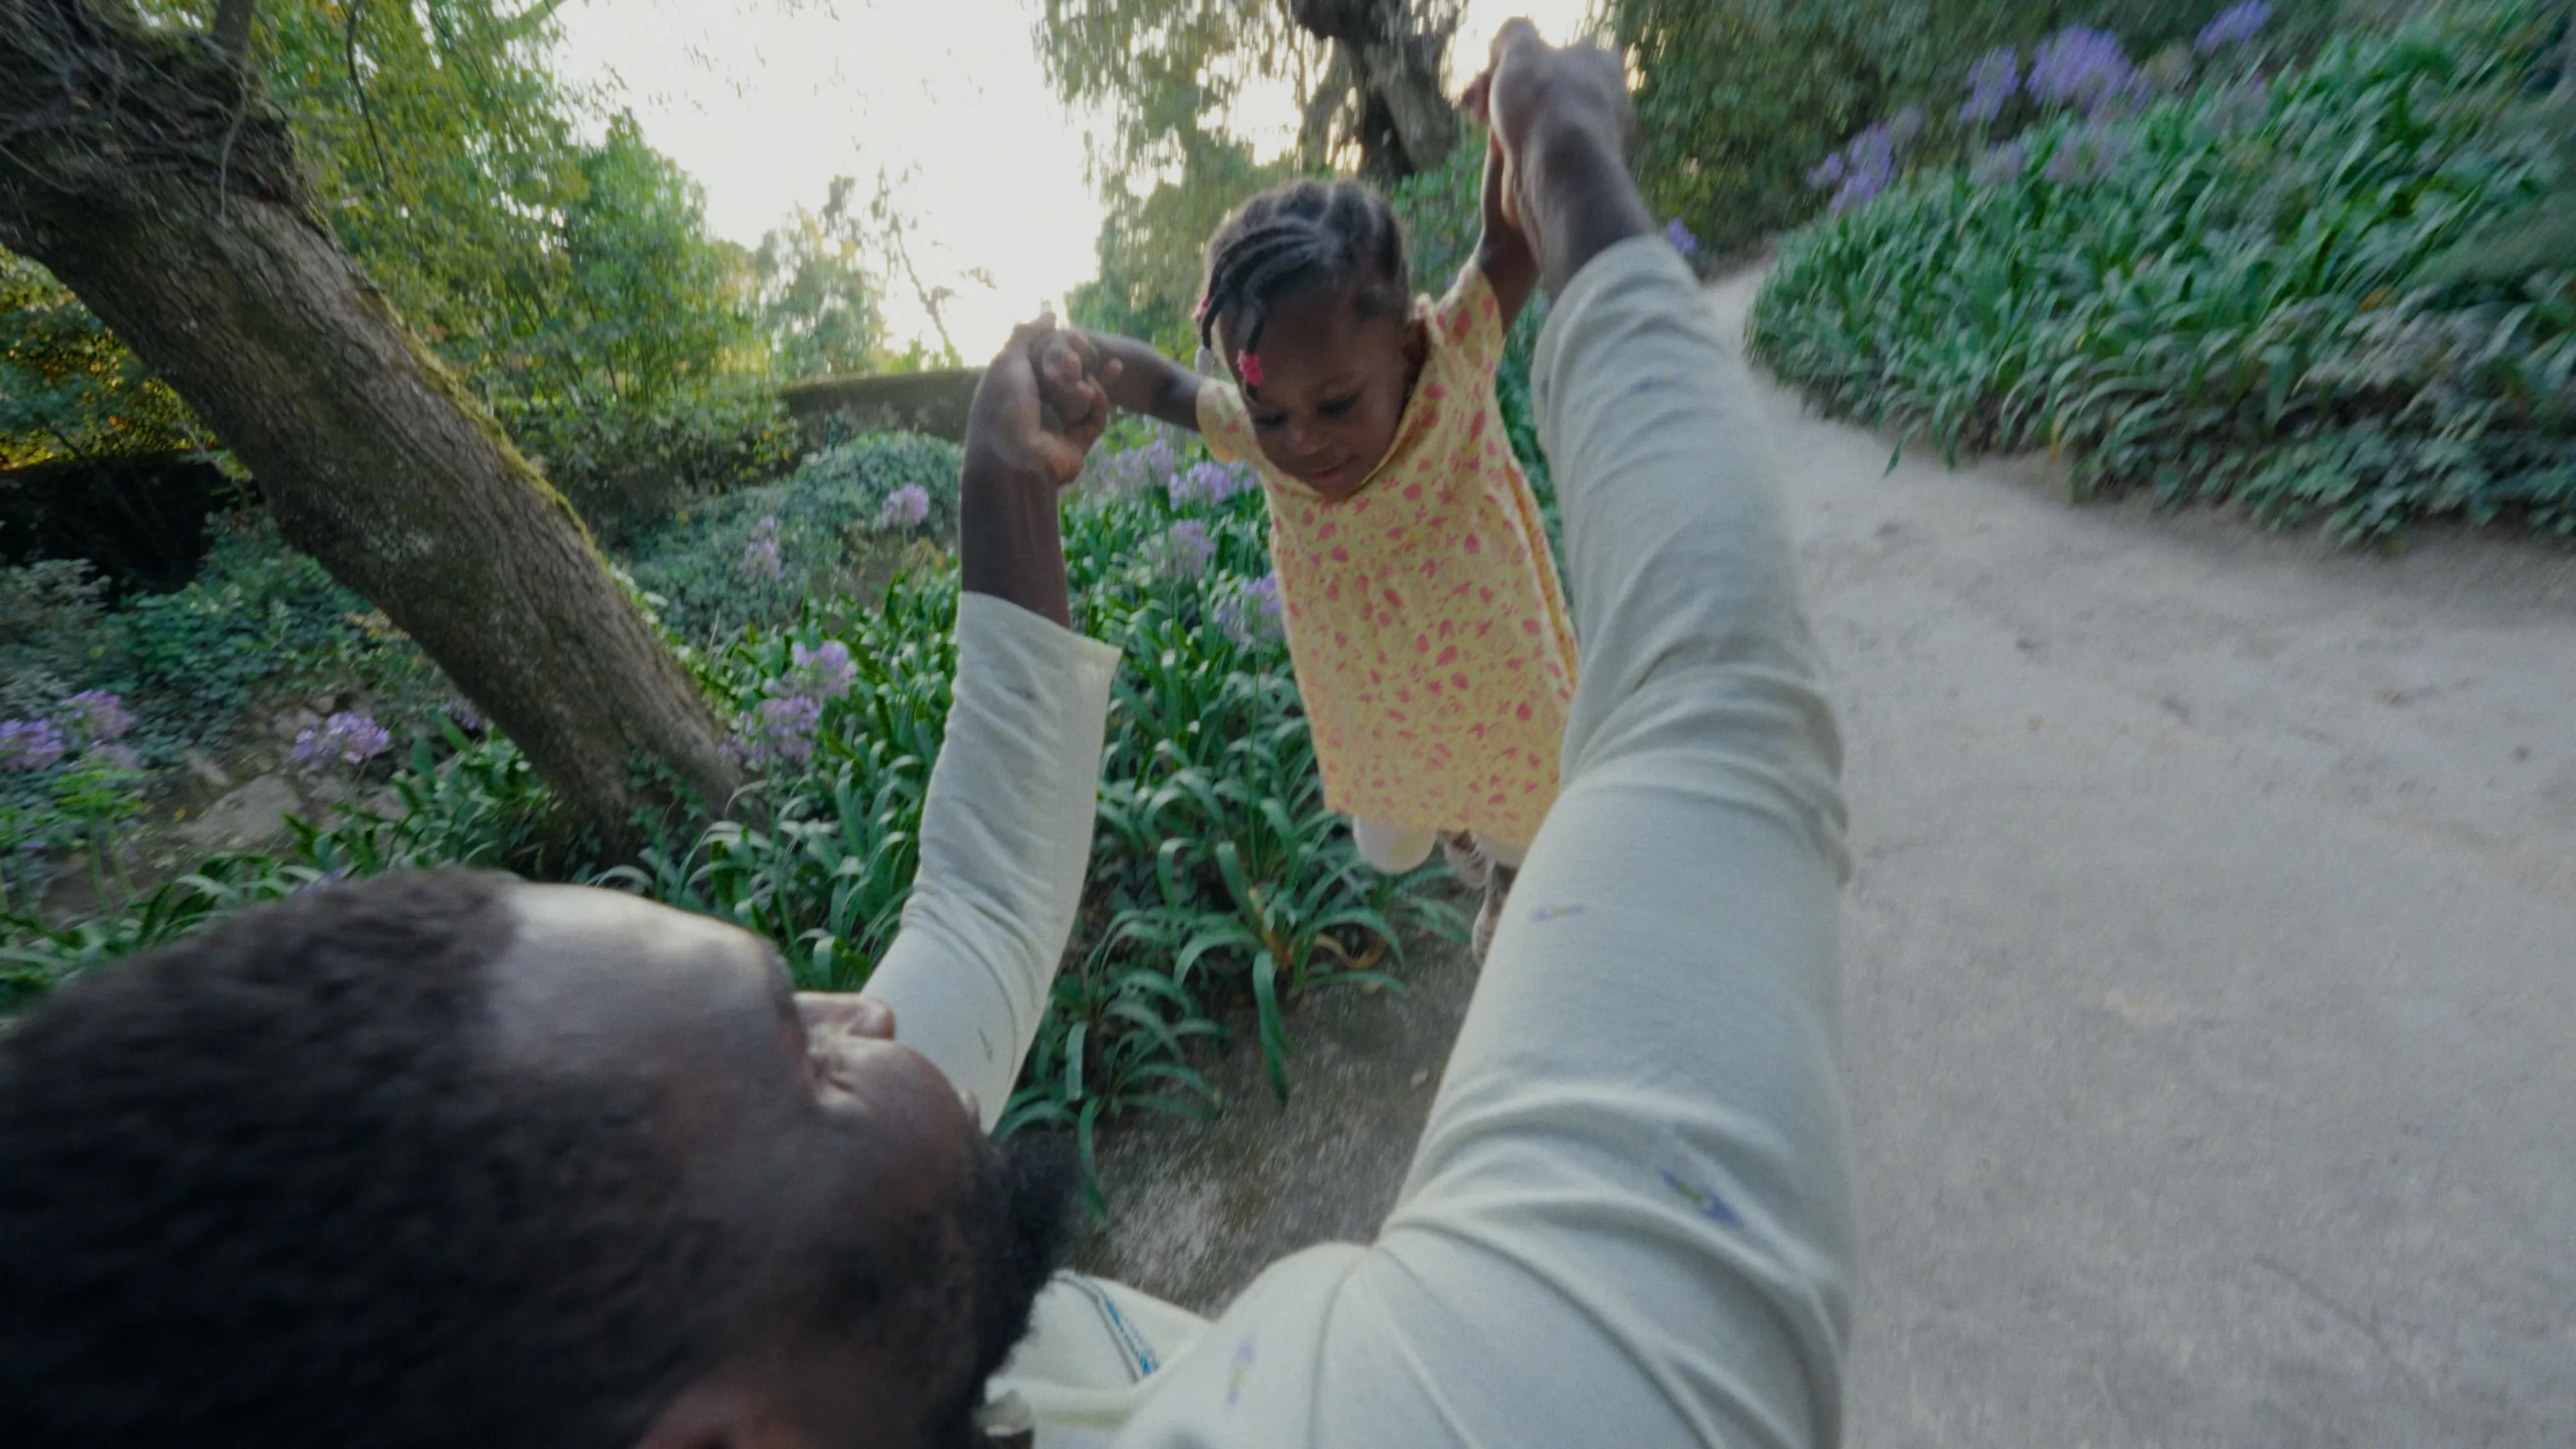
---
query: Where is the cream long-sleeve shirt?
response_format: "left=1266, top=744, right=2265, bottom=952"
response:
left=869, top=235, right=1855, bottom=1448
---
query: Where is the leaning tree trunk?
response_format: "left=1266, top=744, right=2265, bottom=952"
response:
left=1288, top=0, right=1462, bottom=183
left=0, top=0, right=741, bottom=845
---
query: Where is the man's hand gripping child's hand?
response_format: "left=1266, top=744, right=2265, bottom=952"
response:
left=1031, top=324, right=1122, bottom=445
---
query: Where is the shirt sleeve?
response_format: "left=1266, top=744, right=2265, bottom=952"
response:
left=861, top=590, right=1122, bottom=1132
left=1366, top=235, right=1855, bottom=1443
left=1434, top=260, right=1508, bottom=376
left=1195, top=379, right=1256, bottom=466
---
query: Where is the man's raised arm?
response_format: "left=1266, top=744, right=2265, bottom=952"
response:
left=861, top=321, right=1122, bottom=1130
left=1344, top=27, right=1857, bottom=1446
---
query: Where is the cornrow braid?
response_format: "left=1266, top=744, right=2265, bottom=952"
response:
left=1195, top=178, right=1411, bottom=371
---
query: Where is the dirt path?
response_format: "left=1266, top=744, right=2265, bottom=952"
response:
left=1083, top=273, right=2576, bottom=1446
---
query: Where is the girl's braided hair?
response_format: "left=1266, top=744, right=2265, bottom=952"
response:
left=1195, top=179, right=1412, bottom=364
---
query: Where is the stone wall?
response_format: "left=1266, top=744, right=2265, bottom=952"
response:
left=782, top=368, right=983, bottom=449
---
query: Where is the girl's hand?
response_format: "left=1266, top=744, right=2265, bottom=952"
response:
left=1034, top=327, right=1121, bottom=441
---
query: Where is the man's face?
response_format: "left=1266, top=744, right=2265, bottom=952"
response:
left=487, top=884, right=1076, bottom=1447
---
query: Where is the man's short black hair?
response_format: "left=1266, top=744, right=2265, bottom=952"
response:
left=0, top=871, right=749, bottom=1448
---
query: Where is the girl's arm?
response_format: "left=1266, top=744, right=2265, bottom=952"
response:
left=1476, top=129, right=1542, bottom=333
left=1038, top=327, right=1204, bottom=432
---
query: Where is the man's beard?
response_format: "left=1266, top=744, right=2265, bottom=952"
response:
left=959, top=1126, right=1081, bottom=1385
left=917, top=1125, right=1080, bottom=1448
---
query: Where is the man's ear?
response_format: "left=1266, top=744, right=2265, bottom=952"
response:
left=635, top=1370, right=804, bottom=1449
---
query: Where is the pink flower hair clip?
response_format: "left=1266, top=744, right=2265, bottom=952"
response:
left=1237, top=350, right=1265, bottom=388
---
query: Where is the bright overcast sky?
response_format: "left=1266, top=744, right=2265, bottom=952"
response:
left=553, top=0, right=1599, bottom=356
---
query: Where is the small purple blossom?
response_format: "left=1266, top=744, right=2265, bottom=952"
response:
left=1806, top=152, right=1846, bottom=190
left=741, top=515, right=785, bottom=580
left=1162, top=520, right=1218, bottom=577
left=291, top=712, right=392, bottom=770
left=1214, top=572, right=1285, bottom=648
left=877, top=484, right=932, bottom=532
left=2196, top=1, right=2271, bottom=56
left=1960, top=47, right=2020, bottom=124
left=294, top=865, right=352, bottom=896
left=2043, top=121, right=2135, bottom=186
left=1971, top=138, right=2030, bottom=187
left=447, top=699, right=485, bottom=733
left=729, top=692, right=825, bottom=769
left=87, top=743, right=144, bottom=772
left=60, top=690, right=132, bottom=744
left=786, top=640, right=857, bottom=701
left=1824, top=124, right=1900, bottom=214
left=1091, top=434, right=1179, bottom=496
left=1664, top=219, right=1701, bottom=256
left=0, top=719, right=66, bottom=772
left=2206, top=72, right=2271, bottom=133
left=2029, top=28, right=2135, bottom=115
left=1169, top=460, right=1256, bottom=510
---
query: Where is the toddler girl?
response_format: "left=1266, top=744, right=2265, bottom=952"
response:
left=1045, top=171, right=1575, bottom=958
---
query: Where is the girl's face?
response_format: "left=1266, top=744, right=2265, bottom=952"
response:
left=1219, top=282, right=1427, bottom=501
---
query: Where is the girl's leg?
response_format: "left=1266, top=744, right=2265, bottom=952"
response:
left=1464, top=835, right=1531, bottom=964
left=1352, top=818, right=1438, bottom=873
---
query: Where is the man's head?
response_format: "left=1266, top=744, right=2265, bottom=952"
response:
left=0, top=870, right=1077, bottom=1449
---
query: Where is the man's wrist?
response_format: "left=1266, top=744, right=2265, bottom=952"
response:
left=958, top=451, right=1073, bottom=628
left=1521, top=121, right=1655, bottom=299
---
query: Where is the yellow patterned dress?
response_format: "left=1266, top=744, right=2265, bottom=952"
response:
left=1196, top=262, right=1579, bottom=848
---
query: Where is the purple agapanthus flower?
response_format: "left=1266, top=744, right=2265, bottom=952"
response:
left=1093, top=435, right=1179, bottom=496
left=60, top=690, right=132, bottom=745
left=1972, top=138, right=2031, bottom=187
left=89, top=743, right=144, bottom=772
left=1806, top=152, right=1847, bottom=191
left=292, top=712, right=392, bottom=769
left=741, top=515, right=785, bottom=580
left=2029, top=28, right=2134, bottom=114
left=728, top=692, right=828, bottom=770
left=2043, top=121, right=2135, bottom=186
left=1826, top=124, right=1901, bottom=213
left=877, top=484, right=932, bottom=532
left=1664, top=219, right=1701, bottom=256
left=1214, top=572, right=1285, bottom=648
left=2206, top=72, right=2272, bottom=133
left=1164, top=520, right=1218, bottom=577
left=0, top=718, right=66, bottom=772
left=786, top=640, right=857, bottom=701
left=1170, top=460, right=1255, bottom=509
left=2196, top=1, right=2271, bottom=56
left=1960, top=47, right=2020, bottom=124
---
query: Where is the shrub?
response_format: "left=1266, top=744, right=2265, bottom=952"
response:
left=1748, top=1, right=2575, bottom=541
left=1611, top=0, right=2383, bottom=257
left=111, top=515, right=449, bottom=756
left=623, top=433, right=963, bottom=642
left=502, top=380, right=800, bottom=539
left=0, top=559, right=120, bottom=722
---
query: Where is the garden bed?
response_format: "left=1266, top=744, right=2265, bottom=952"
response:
left=1746, top=2, right=2573, bottom=543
